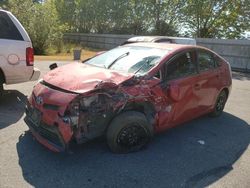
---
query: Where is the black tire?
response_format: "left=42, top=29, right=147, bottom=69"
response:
left=210, top=90, right=227, bottom=117
left=0, top=79, right=4, bottom=97
left=106, top=111, right=153, bottom=153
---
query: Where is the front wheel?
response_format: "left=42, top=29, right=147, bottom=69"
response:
left=106, top=111, right=153, bottom=153
left=210, top=90, right=227, bottom=117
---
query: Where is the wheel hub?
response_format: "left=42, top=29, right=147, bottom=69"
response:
left=117, top=125, right=147, bottom=148
left=216, top=94, right=226, bottom=111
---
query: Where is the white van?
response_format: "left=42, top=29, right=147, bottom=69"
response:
left=0, top=10, right=40, bottom=94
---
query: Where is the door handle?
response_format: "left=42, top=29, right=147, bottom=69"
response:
left=194, top=83, right=201, bottom=90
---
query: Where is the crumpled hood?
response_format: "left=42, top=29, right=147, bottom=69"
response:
left=43, top=63, right=133, bottom=93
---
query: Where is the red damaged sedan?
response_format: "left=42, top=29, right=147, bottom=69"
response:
left=25, top=43, right=232, bottom=153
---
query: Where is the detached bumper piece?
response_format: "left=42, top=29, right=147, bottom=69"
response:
left=24, top=111, right=66, bottom=152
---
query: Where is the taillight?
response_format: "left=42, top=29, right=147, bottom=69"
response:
left=26, top=47, right=34, bottom=66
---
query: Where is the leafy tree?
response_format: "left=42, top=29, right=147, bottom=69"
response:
left=106, top=0, right=131, bottom=34
left=124, top=0, right=151, bottom=34
left=54, top=0, right=77, bottom=32
left=94, top=0, right=128, bottom=34
left=0, top=0, right=8, bottom=9
left=148, top=0, right=182, bottom=36
left=7, top=0, right=35, bottom=29
left=6, top=0, right=67, bottom=54
left=29, top=1, right=67, bottom=54
left=240, top=0, right=250, bottom=34
left=179, top=0, right=247, bottom=38
left=2, top=0, right=248, bottom=53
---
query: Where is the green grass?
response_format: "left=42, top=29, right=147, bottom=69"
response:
left=35, top=49, right=97, bottom=61
left=35, top=42, right=100, bottom=61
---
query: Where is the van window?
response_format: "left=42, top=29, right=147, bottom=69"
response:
left=0, top=12, right=23, bottom=40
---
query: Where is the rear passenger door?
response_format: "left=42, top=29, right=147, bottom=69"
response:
left=159, top=50, right=201, bottom=127
left=195, top=49, right=222, bottom=113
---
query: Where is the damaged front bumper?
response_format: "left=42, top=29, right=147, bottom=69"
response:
left=24, top=81, right=78, bottom=152
left=25, top=105, right=67, bottom=152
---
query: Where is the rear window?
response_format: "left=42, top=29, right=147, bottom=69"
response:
left=0, top=11, right=23, bottom=40
left=198, top=50, right=216, bottom=71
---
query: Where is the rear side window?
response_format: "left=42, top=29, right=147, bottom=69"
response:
left=198, top=50, right=215, bottom=72
left=166, top=51, right=197, bottom=80
left=0, top=12, right=23, bottom=40
left=214, top=55, right=222, bottom=67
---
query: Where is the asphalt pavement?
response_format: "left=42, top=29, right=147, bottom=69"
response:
left=0, top=61, right=249, bottom=188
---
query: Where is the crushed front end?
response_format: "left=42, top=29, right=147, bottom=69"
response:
left=24, top=79, right=128, bottom=152
left=25, top=81, right=77, bottom=152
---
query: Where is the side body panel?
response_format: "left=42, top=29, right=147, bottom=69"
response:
left=195, top=50, right=232, bottom=113
left=195, top=68, right=222, bottom=114
left=164, top=75, right=201, bottom=128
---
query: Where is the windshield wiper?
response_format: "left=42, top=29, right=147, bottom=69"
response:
left=133, top=59, right=150, bottom=75
left=134, top=55, right=161, bottom=75
left=107, top=52, right=130, bottom=69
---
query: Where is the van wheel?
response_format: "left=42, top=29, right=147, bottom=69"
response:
left=106, top=111, right=153, bottom=153
left=210, top=90, right=227, bottom=117
left=0, top=79, right=4, bottom=96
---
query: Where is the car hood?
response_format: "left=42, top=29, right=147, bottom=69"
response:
left=43, top=63, right=133, bottom=93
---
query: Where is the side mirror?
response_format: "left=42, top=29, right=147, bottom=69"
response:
left=168, top=84, right=181, bottom=102
left=49, top=63, right=58, bottom=70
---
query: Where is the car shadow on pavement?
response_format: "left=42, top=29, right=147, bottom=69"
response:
left=16, top=112, right=249, bottom=188
left=0, top=90, right=27, bottom=129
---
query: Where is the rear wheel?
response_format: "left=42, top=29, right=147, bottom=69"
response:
left=106, top=111, right=153, bottom=153
left=210, top=90, right=227, bottom=117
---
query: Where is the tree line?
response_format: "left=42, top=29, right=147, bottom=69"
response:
left=1, top=0, right=249, bottom=54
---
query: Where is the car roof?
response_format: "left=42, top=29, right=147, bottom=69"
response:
left=125, top=42, right=225, bottom=66
left=124, top=42, right=198, bottom=51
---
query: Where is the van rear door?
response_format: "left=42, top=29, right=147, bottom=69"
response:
left=0, top=10, right=34, bottom=84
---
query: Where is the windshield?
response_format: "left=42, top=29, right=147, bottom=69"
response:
left=85, top=46, right=169, bottom=75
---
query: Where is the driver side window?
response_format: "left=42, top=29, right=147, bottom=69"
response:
left=165, top=51, right=197, bottom=80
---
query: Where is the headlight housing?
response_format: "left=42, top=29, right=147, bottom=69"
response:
left=64, top=95, right=98, bottom=127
